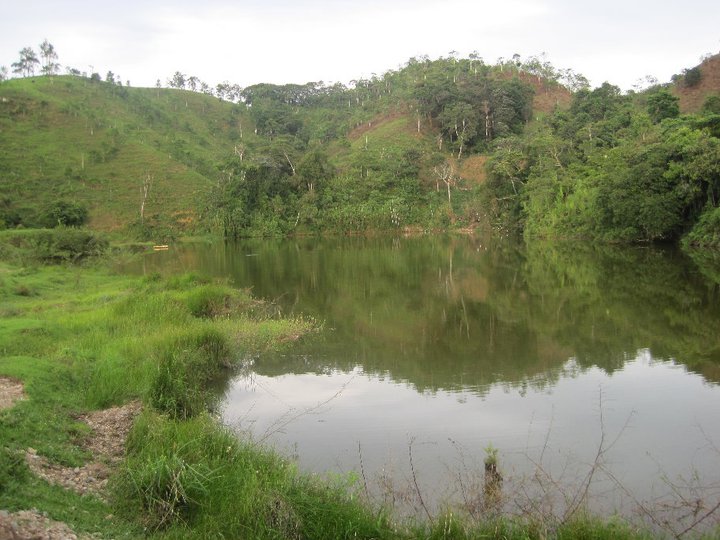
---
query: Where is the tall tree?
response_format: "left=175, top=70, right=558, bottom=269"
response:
left=187, top=75, right=199, bottom=92
left=438, top=102, right=478, bottom=159
left=11, top=47, right=39, bottom=77
left=646, top=89, right=679, bottom=123
left=169, top=71, right=186, bottom=89
left=39, top=39, right=59, bottom=76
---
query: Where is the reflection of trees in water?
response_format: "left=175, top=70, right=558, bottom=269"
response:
left=521, top=242, right=720, bottom=381
left=138, top=236, right=720, bottom=391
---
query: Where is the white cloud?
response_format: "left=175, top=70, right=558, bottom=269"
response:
left=1, top=0, right=718, bottom=90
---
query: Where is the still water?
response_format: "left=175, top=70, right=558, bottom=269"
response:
left=131, top=235, right=720, bottom=527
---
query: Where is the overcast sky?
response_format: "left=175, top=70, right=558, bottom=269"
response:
left=2, top=0, right=719, bottom=91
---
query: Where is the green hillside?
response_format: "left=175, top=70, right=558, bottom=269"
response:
left=2, top=52, right=719, bottom=246
left=0, top=76, right=251, bottom=232
left=1, top=55, right=559, bottom=238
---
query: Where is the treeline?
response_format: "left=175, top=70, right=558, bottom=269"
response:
left=2, top=40, right=131, bottom=87
left=202, top=55, right=554, bottom=237
left=484, top=81, right=720, bottom=246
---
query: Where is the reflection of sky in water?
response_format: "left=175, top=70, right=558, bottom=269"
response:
left=127, top=237, right=720, bottom=526
left=222, top=351, right=720, bottom=517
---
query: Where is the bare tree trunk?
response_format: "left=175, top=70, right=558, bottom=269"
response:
left=141, top=174, right=153, bottom=225
left=483, top=101, right=491, bottom=140
left=283, top=152, right=296, bottom=175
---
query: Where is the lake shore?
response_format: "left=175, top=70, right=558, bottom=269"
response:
left=0, top=241, right=699, bottom=538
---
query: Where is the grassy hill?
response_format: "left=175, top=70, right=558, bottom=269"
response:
left=0, top=76, right=255, bottom=232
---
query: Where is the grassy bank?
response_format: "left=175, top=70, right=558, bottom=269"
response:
left=0, top=243, right=656, bottom=538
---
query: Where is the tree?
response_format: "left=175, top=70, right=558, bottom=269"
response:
left=140, top=174, right=153, bottom=225
left=168, top=71, right=186, bottom=89
left=438, top=102, right=478, bottom=159
left=297, top=149, right=334, bottom=193
left=0, top=66, right=7, bottom=82
left=11, top=47, right=39, bottom=77
left=646, top=89, right=679, bottom=123
left=106, top=71, right=116, bottom=84
left=187, top=75, right=199, bottom=92
left=42, top=200, right=88, bottom=227
left=39, top=39, right=60, bottom=76
left=433, top=161, right=456, bottom=206
left=683, top=67, right=702, bottom=87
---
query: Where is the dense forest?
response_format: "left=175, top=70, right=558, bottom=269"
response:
left=2, top=44, right=720, bottom=248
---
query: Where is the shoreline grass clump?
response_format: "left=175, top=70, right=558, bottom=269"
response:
left=148, top=327, right=231, bottom=419
left=113, top=410, right=393, bottom=538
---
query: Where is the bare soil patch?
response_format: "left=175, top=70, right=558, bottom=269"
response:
left=457, top=155, right=488, bottom=185
left=0, top=376, right=25, bottom=411
left=673, top=53, right=720, bottom=113
left=7, top=401, right=142, bottom=538
left=0, top=509, right=81, bottom=540
left=24, top=401, right=141, bottom=497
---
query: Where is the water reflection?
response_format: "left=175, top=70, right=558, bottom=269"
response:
left=130, top=236, right=720, bottom=391
left=126, top=236, right=720, bottom=527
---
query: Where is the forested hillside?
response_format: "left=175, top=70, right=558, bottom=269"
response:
left=1, top=51, right=719, bottom=246
left=485, top=68, right=720, bottom=246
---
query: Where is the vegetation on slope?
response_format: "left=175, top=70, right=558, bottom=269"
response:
left=483, top=78, right=720, bottom=246
left=2, top=49, right=720, bottom=246
left=0, top=75, right=249, bottom=234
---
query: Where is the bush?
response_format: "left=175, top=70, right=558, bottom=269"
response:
left=702, top=95, right=720, bottom=115
left=40, top=200, right=88, bottom=228
left=113, top=413, right=225, bottom=530
left=0, top=447, right=27, bottom=492
left=148, top=328, right=232, bottom=419
left=0, top=228, right=108, bottom=263
left=683, top=66, right=702, bottom=87
left=684, top=206, right=720, bottom=248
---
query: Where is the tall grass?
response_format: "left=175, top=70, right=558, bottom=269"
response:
left=113, top=411, right=392, bottom=538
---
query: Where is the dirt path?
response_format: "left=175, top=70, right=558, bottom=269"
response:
left=1, top=394, right=141, bottom=539
left=0, top=510, right=83, bottom=540
left=24, top=401, right=142, bottom=496
left=0, top=376, right=25, bottom=410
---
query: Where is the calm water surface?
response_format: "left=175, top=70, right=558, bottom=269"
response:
left=130, top=236, right=720, bottom=524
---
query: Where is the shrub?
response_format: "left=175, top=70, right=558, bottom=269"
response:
left=0, top=228, right=108, bottom=263
left=0, top=447, right=27, bottom=492
left=683, top=66, right=702, bottom=87
left=185, top=284, right=240, bottom=318
left=702, top=95, right=720, bottom=115
left=148, top=328, right=232, bottom=419
left=40, top=200, right=88, bottom=228
left=684, top=206, right=720, bottom=248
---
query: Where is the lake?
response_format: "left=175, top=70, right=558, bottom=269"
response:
left=128, top=235, right=720, bottom=532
